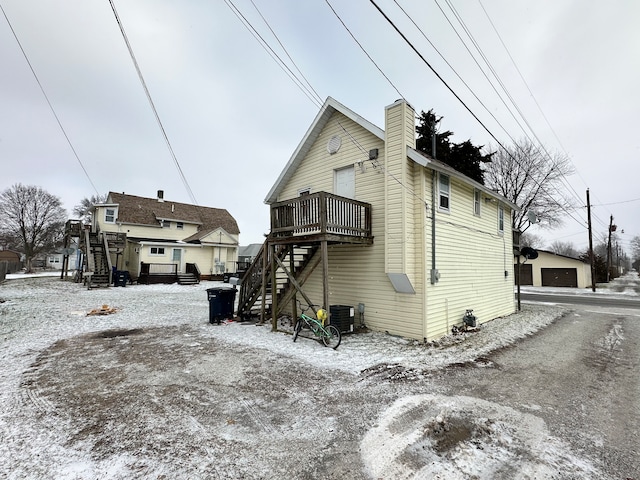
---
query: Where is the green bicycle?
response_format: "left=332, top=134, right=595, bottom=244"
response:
left=292, top=300, right=341, bottom=350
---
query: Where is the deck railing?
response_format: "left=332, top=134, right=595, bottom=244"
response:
left=270, top=192, right=372, bottom=239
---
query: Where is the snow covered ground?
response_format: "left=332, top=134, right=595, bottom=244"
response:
left=1, top=272, right=636, bottom=479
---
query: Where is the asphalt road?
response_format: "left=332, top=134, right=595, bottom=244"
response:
left=520, top=291, right=640, bottom=309
left=445, top=289, right=640, bottom=479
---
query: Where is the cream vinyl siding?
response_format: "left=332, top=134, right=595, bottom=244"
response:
left=425, top=177, right=515, bottom=339
left=94, top=205, right=201, bottom=240
left=278, top=115, right=381, bottom=201
left=277, top=110, right=425, bottom=340
left=273, top=100, right=516, bottom=341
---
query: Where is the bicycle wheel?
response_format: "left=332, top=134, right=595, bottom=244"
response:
left=292, top=319, right=303, bottom=342
left=322, top=324, right=341, bottom=349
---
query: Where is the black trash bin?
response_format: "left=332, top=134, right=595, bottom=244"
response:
left=114, top=270, right=129, bottom=287
left=206, top=287, right=236, bottom=324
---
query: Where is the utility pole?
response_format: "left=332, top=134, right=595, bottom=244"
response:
left=606, top=215, right=614, bottom=282
left=586, top=189, right=596, bottom=292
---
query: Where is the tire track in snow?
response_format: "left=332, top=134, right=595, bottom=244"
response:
left=239, top=398, right=279, bottom=436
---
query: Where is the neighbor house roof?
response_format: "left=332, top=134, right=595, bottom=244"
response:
left=265, top=96, right=519, bottom=212
left=105, top=192, right=240, bottom=237
left=238, top=243, right=263, bottom=258
left=535, top=249, right=589, bottom=263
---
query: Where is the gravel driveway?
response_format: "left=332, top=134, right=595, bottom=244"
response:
left=0, top=275, right=616, bottom=479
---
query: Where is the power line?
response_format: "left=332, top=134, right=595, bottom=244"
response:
left=0, top=3, right=101, bottom=198
left=108, top=0, right=198, bottom=205
left=592, top=197, right=640, bottom=207
left=368, top=0, right=586, bottom=231
left=435, top=0, right=585, bottom=211
left=324, top=0, right=404, bottom=100
left=224, top=0, right=323, bottom=109
left=249, top=0, right=323, bottom=105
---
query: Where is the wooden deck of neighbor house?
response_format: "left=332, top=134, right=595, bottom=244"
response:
left=237, top=192, right=373, bottom=327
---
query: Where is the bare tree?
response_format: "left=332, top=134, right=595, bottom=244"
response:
left=548, top=240, right=577, bottom=257
left=0, top=184, right=67, bottom=272
left=630, top=235, right=640, bottom=265
left=519, top=231, right=544, bottom=249
left=484, top=140, right=575, bottom=232
left=73, top=194, right=107, bottom=224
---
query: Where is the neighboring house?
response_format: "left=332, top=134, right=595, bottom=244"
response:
left=0, top=249, right=22, bottom=274
left=238, top=97, right=519, bottom=341
left=516, top=249, right=592, bottom=288
left=46, top=253, right=63, bottom=269
left=238, top=244, right=262, bottom=267
left=90, top=191, right=239, bottom=284
left=0, top=249, right=21, bottom=263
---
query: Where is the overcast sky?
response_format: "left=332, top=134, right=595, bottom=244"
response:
left=1, top=1, right=638, bottom=253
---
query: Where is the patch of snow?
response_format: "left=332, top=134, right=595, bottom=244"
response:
left=0, top=275, right=615, bottom=479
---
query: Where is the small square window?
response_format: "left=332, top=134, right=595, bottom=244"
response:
left=176, top=222, right=184, bottom=230
left=161, top=220, right=170, bottom=228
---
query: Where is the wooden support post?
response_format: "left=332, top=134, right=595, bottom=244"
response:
left=321, top=240, right=329, bottom=321
left=260, top=240, right=268, bottom=323
left=290, top=244, right=297, bottom=328
left=270, top=241, right=278, bottom=331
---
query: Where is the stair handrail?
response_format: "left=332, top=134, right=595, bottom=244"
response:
left=84, top=228, right=95, bottom=274
left=102, top=232, right=113, bottom=284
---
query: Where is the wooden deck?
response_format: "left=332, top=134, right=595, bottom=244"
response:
left=270, top=192, right=373, bottom=246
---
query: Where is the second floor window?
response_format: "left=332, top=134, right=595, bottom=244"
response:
left=474, top=189, right=481, bottom=216
left=105, top=208, right=116, bottom=223
left=438, top=174, right=450, bottom=211
left=176, top=222, right=184, bottom=230
left=161, top=220, right=170, bottom=228
left=498, top=205, right=505, bottom=233
left=150, top=247, right=165, bottom=255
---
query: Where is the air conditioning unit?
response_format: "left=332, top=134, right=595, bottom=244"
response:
left=329, top=305, right=354, bottom=333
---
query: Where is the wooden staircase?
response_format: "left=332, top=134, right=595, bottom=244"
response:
left=177, top=273, right=199, bottom=285
left=83, top=230, right=112, bottom=289
left=237, top=239, right=319, bottom=322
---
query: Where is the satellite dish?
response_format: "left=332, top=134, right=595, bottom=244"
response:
left=527, top=211, right=538, bottom=224
left=520, top=247, right=538, bottom=260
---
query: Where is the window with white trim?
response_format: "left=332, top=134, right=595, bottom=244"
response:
left=498, top=205, right=505, bottom=233
left=105, top=207, right=116, bottom=223
left=150, top=247, right=165, bottom=256
left=473, top=189, right=481, bottom=216
left=176, top=222, right=184, bottom=230
left=161, top=220, right=170, bottom=228
left=438, top=174, right=450, bottom=211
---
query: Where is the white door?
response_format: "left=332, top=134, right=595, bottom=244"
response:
left=335, top=166, right=355, bottom=198
left=172, top=248, right=183, bottom=272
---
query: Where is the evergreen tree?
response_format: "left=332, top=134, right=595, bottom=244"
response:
left=415, top=109, right=491, bottom=184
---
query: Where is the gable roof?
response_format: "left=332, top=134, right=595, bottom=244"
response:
left=265, top=97, right=383, bottom=204
left=105, top=192, right=240, bottom=236
left=535, top=249, right=588, bottom=263
left=265, top=96, right=518, bottom=211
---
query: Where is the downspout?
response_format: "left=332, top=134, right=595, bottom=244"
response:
left=431, top=169, right=437, bottom=284
left=430, top=130, right=438, bottom=285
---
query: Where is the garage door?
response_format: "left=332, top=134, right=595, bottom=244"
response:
left=541, top=268, right=578, bottom=287
left=514, top=263, right=533, bottom=285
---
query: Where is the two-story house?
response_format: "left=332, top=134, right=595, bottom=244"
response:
left=89, top=191, right=239, bottom=285
left=237, top=97, right=518, bottom=341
